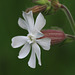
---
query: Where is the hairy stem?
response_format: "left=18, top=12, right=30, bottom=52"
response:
left=66, top=34, right=75, bottom=40
left=60, top=4, right=75, bottom=35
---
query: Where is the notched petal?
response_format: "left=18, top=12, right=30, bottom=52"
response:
left=18, top=18, right=28, bottom=30
left=11, top=36, right=27, bottom=48
left=18, top=43, right=30, bottom=59
left=37, top=38, right=51, bottom=50
left=28, top=50, right=36, bottom=68
left=32, top=43, right=41, bottom=66
left=22, top=11, right=34, bottom=32
left=35, top=13, right=46, bottom=31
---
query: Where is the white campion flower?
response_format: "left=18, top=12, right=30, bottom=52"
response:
left=11, top=11, right=51, bottom=68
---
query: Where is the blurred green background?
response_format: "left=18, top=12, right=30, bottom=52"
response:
left=0, top=0, right=75, bottom=75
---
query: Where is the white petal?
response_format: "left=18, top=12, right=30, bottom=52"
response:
left=35, top=13, right=46, bottom=31
left=18, top=43, right=30, bottom=59
left=28, top=49, right=36, bottom=68
left=18, top=18, right=28, bottom=30
left=33, top=29, right=44, bottom=38
left=11, top=36, right=27, bottom=48
left=32, top=43, right=41, bottom=66
left=22, top=11, right=34, bottom=32
left=35, top=31, right=44, bottom=38
left=36, top=38, right=51, bottom=50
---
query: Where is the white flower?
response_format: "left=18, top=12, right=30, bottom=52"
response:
left=11, top=11, right=51, bottom=68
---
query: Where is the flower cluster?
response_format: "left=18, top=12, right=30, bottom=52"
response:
left=11, top=0, right=75, bottom=69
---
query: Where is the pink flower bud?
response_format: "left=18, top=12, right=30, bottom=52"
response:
left=25, top=5, right=47, bottom=13
left=41, top=30, right=66, bottom=45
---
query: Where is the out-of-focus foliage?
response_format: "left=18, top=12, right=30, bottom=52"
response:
left=0, top=0, right=75, bottom=75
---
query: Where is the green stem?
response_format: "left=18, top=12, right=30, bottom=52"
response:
left=60, top=4, right=75, bottom=35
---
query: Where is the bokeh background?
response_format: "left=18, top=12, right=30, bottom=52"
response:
left=0, top=0, right=75, bottom=75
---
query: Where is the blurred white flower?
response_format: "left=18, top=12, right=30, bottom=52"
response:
left=11, top=11, right=51, bottom=68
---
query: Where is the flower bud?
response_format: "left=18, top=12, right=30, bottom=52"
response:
left=51, top=0, right=61, bottom=13
left=26, top=5, right=47, bottom=13
left=41, top=30, right=66, bottom=45
left=33, top=0, right=51, bottom=14
left=32, top=0, right=61, bottom=14
left=40, top=29, right=75, bottom=45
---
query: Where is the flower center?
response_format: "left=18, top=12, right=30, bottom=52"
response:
left=27, top=34, right=36, bottom=44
